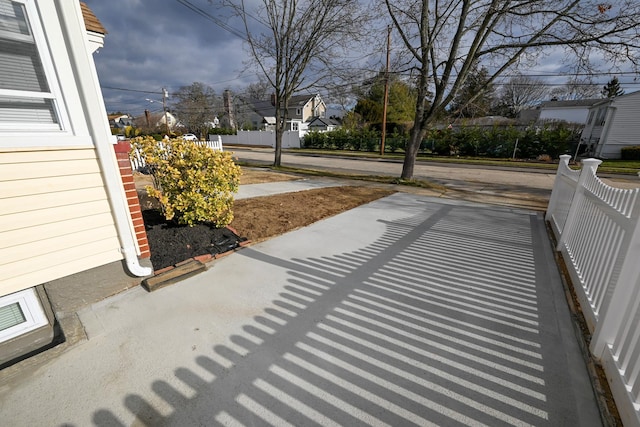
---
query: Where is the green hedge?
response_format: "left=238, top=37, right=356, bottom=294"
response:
left=304, top=124, right=581, bottom=159
left=303, top=129, right=382, bottom=152
left=621, top=146, right=640, bottom=160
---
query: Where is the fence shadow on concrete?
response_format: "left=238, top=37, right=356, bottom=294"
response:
left=92, top=196, right=599, bottom=426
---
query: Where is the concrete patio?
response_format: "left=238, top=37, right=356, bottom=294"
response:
left=1, top=192, right=603, bottom=426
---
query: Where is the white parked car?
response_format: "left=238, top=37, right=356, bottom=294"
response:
left=182, top=133, right=198, bottom=141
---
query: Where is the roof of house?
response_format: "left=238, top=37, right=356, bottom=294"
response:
left=517, top=108, right=541, bottom=124
left=590, top=89, right=640, bottom=108
left=308, top=117, right=339, bottom=127
left=539, top=98, right=602, bottom=109
left=247, top=94, right=322, bottom=118
left=80, top=2, right=107, bottom=34
left=289, top=94, right=319, bottom=106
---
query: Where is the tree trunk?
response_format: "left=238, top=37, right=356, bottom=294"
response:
left=401, top=125, right=426, bottom=179
left=401, top=71, right=430, bottom=179
left=273, top=95, right=284, bottom=167
left=274, top=127, right=283, bottom=167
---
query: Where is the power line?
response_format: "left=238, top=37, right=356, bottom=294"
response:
left=102, top=86, right=163, bottom=95
left=175, top=0, right=247, bottom=41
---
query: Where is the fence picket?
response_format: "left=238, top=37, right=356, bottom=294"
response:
left=128, top=138, right=223, bottom=171
left=547, top=157, right=640, bottom=426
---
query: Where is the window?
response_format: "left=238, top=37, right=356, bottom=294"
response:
left=0, top=288, right=47, bottom=343
left=291, top=121, right=299, bottom=131
left=296, top=107, right=302, bottom=117
left=0, top=0, right=64, bottom=131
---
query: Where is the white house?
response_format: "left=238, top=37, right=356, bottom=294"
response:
left=0, top=1, right=151, bottom=366
left=578, top=91, right=640, bottom=159
left=537, top=98, right=602, bottom=124
left=246, top=93, right=328, bottom=137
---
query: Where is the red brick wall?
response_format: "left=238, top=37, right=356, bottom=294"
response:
left=113, top=140, right=151, bottom=259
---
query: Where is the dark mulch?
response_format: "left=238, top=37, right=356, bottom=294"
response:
left=143, top=209, right=246, bottom=270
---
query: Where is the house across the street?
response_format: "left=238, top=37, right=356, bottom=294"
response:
left=245, top=93, right=332, bottom=137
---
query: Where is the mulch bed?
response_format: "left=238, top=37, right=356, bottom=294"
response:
left=143, top=209, right=246, bottom=270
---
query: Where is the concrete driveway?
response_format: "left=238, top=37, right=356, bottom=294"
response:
left=1, top=192, right=602, bottom=426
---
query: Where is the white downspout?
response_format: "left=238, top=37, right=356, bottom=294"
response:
left=58, top=1, right=151, bottom=277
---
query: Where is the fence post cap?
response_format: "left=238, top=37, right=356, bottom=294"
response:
left=581, top=158, right=603, bottom=168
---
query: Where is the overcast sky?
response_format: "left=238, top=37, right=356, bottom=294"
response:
left=84, top=0, right=259, bottom=116
left=84, top=0, right=640, bottom=117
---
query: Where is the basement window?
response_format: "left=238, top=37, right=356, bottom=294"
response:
left=0, top=288, right=48, bottom=343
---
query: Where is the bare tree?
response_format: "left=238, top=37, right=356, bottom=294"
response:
left=550, top=76, right=601, bottom=100
left=218, top=0, right=367, bottom=166
left=173, top=82, right=220, bottom=139
left=384, top=0, right=640, bottom=179
left=493, top=74, right=550, bottom=118
left=243, top=79, right=272, bottom=101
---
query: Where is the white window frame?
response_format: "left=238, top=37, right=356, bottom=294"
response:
left=0, top=0, right=71, bottom=137
left=0, top=288, right=48, bottom=343
left=291, top=121, right=299, bottom=132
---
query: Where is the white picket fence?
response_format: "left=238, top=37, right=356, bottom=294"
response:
left=546, top=154, right=640, bottom=426
left=214, top=130, right=301, bottom=148
left=129, top=137, right=223, bottom=171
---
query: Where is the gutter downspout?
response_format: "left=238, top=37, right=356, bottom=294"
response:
left=59, top=1, right=151, bottom=277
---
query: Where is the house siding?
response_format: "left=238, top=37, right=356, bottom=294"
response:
left=596, top=94, right=640, bottom=158
left=539, top=107, right=590, bottom=124
left=0, top=148, right=122, bottom=297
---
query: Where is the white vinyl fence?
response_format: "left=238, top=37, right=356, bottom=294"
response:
left=129, top=137, right=223, bottom=171
left=215, top=130, right=301, bottom=148
left=546, top=154, right=640, bottom=426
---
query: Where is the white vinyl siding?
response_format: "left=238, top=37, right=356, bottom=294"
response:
left=596, top=93, right=640, bottom=159
left=0, top=148, right=122, bottom=296
left=582, top=92, right=640, bottom=159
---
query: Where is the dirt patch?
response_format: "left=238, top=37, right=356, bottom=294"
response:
left=239, top=168, right=300, bottom=185
left=231, top=186, right=395, bottom=242
left=137, top=168, right=395, bottom=270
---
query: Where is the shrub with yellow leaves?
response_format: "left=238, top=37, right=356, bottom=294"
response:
left=130, top=136, right=241, bottom=227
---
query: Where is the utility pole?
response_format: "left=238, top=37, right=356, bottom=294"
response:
left=162, top=88, right=169, bottom=135
left=224, top=89, right=236, bottom=130
left=380, top=26, right=391, bottom=156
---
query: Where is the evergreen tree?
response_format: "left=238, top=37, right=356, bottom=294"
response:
left=602, top=76, right=625, bottom=98
left=450, top=64, right=494, bottom=118
left=353, top=72, right=416, bottom=128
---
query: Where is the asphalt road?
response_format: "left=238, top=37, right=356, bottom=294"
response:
left=231, top=147, right=640, bottom=211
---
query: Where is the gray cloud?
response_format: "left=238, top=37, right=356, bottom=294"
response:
left=84, top=0, right=256, bottom=114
